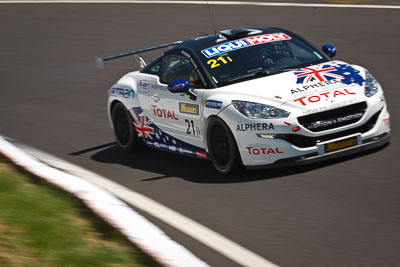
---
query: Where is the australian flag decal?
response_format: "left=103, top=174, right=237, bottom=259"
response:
left=294, top=63, right=364, bottom=86
left=129, top=107, right=208, bottom=159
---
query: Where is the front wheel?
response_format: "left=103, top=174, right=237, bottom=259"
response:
left=207, top=117, right=243, bottom=174
left=111, top=102, right=141, bottom=152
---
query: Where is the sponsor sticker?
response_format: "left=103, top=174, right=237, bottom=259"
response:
left=301, top=99, right=358, bottom=115
left=139, top=79, right=150, bottom=87
left=290, top=79, right=342, bottom=95
left=205, top=100, right=223, bottom=110
left=196, top=151, right=208, bottom=159
left=236, top=123, right=274, bottom=131
left=151, top=105, right=178, bottom=120
left=201, top=33, right=291, bottom=58
left=293, top=88, right=356, bottom=106
left=138, top=79, right=150, bottom=94
left=151, top=84, right=167, bottom=90
left=109, top=87, right=135, bottom=99
left=179, top=102, right=199, bottom=115
left=246, top=147, right=283, bottom=155
left=383, top=117, right=390, bottom=126
left=305, top=112, right=364, bottom=131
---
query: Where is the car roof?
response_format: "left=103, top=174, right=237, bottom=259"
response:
left=174, top=27, right=290, bottom=53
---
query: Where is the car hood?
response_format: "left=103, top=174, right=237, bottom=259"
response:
left=215, top=60, right=366, bottom=112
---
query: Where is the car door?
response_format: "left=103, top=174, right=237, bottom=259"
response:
left=146, top=53, right=205, bottom=149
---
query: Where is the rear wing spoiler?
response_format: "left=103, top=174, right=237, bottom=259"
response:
left=95, top=40, right=182, bottom=69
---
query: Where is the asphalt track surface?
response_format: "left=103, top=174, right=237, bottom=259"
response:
left=0, top=2, right=399, bottom=267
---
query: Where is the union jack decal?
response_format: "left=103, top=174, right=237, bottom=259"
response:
left=294, top=64, right=344, bottom=84
left=129, top=109, right=154, bottom=139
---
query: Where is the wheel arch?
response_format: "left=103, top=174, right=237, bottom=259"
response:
left=108, top=99, right=123, bottom=129
left=202, top=114, right=219, bottom=151
left=203, top=113, right=242, bottom=153
left=205, top=114, right=244, bottom=173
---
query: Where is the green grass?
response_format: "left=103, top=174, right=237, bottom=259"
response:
left=0, top=157, right=155, bottom=267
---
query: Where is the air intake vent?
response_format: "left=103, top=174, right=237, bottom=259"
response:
left=298, top=102, right=368, bottom=132
left=219, top=28, right=262, bottom=40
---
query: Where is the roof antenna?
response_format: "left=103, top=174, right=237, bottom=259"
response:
left=206, top=0, right=217, bottom=35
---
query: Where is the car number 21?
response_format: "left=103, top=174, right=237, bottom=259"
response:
left=207, top=56, right=233, bottom=69
left=185, top=119, right=201, bottom=135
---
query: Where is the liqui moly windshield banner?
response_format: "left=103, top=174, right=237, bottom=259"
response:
left=201, top=33, right=291, bottom=58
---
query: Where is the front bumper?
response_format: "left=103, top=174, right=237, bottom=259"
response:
left=219, top=98, right=390, bottom=168
left=247, top=132, right=390, bottom=169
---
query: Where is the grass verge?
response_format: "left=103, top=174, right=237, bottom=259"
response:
left=0, top=156, right=157, bottom=267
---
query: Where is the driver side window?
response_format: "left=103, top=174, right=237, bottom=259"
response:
left=160, top=54, right=203, bottom=88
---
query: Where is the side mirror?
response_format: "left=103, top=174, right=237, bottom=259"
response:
left=167, top=78, right=197, bottom=100
left=167, top=78, right=190, bottom=93
left=322, top=44, right=337, bottom=58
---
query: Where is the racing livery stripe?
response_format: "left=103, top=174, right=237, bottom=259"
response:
left=129, top=107, right=209, bottom=159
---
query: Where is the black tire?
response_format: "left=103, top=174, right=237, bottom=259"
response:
left=207, top=117, right=244, bottom=174
left=111, top=102, right=141, bottom=152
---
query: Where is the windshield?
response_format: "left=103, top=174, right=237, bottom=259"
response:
left=199, top=32, right=329, bottom=86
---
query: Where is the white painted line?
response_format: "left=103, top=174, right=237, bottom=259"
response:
left=0, top=0, right=399, bottom=9
left=0, top=137, right=279, bottom=267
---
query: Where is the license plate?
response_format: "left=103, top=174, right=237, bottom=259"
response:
left=325, top=136, right=358, bottom=153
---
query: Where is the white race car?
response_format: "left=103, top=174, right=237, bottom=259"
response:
left=98, top=27, right=390, bottom=173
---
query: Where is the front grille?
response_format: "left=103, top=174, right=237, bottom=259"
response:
left=277, top=108, right=381, bottom=148
left=298, top=102, right=368, bottom=132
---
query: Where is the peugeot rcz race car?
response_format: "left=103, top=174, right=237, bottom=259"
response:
left=98, top=27, right=390, bottom=173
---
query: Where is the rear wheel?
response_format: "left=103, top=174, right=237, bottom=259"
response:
left=111, top=102, right=141, bottom=152
left=207, top=117, right=243, bottom=174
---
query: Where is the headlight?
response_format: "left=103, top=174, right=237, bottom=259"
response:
left=365, top=70, right=379, bottom=97
left=231, top=100, right=290, bottom=119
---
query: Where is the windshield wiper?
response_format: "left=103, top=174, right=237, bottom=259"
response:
left=258, top=68, right=295, bottom=76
